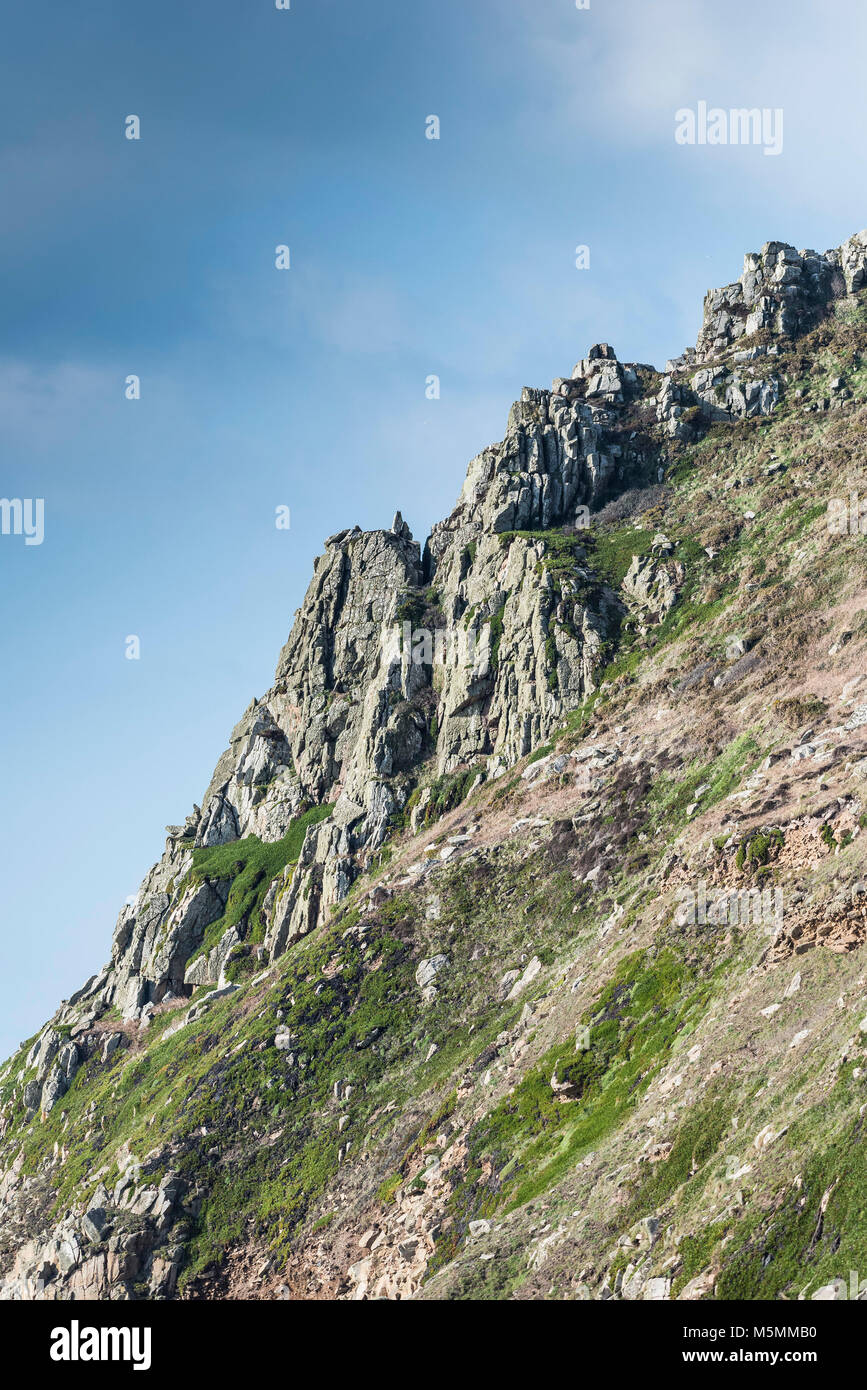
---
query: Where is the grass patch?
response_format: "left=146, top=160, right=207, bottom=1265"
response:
left=185, top=805, right=334, bottom=962
left=430, top=941, right=724, bottom=1268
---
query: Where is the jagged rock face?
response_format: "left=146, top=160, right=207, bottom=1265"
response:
left=656, top=235, right=867, bottom=434
left=112, top=882, right=230, bottom=1010
left=102, top=525, right=429, bottom=1017
left=5, top=226, right=867, bottom=1305
left=20, top=1031, right=82, bottom=1120
left=262, top=817, right=352, bottom=959
left=34, top=322, right=778, bottom=1022
left=692, top=232, right=867, bottom=362
left=0, top=1153, right=189, bottom=1300
left=198, top=703, right=301, bottom=848
left=621, top=550, right=685, bottom=631
left=268, top=521, right=432, bottom=862
left=425, top=531, right=621, bottom=773
left=182, top=523, right=426, bottom=858
left=426, top=350, right=651, bottom=556
left=25, top=228, right=867, bottom=1034
left=419, top=345, right=653, bottom=770
left=272, top=524, right=423, bottom=807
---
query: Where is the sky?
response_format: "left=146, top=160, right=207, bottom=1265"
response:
left=1, top=0, right=866, bottom=1061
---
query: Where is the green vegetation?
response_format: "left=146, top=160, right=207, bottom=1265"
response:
left=671, top=1220, right=730, bottom=1298
left=496, top=528, right=582, bottom=564
left=585, top=526, right=655, bottom=586
left=396, top=587, right=441, bottom=628
left=6, top=275, right=867, bottom=1308
left=629, top=1095, right=732, bottom=1218
left=525, top=743, right=554, bottom=766
left=430, top=941, right=727, bottom=1271
left=773, top=693, right=827, bottom=730
left=645, top=731, right=761, bottom=838
left=376, top=1173, right=403, bottom=1205
left=412, top=764, right=484, bottom=830
left=185, top=805, right=334, bottom=962
left=716, top=1106, right=867, bottom=1300
left=735, top=828, right=784, bottom=874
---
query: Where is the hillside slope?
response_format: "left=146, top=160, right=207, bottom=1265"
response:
left=2, top=232, right=867, bottom=1301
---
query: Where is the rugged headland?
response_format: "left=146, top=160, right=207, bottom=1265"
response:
left=2, top=232, right=867, bottom=1301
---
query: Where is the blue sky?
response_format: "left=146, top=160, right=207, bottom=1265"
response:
left=2, top=0, right=866, bottom=1060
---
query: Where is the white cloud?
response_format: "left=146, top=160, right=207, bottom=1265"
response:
left=505, top=0, right=867, bottom=225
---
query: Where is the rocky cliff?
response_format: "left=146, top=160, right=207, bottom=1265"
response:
left=2, top=231, right=867, bottom=1302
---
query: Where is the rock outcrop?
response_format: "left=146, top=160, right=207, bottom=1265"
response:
left=694, top=233, right=867, bottom=361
